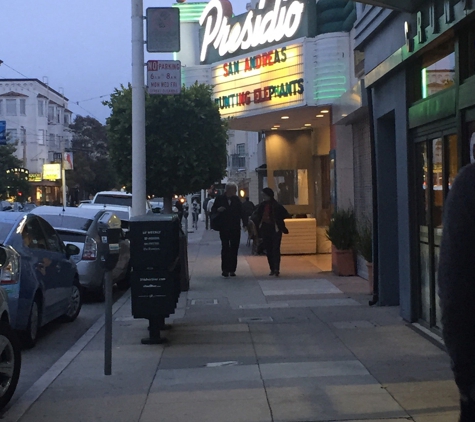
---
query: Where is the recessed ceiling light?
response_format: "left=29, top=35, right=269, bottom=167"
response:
left=271, top=127, right=278, bottom=130
left=281, top=116, right=289, bottom=120
left=320, top=110, right=329, bottom=114
left=304, top=123, right=311, bottom=127
left=316, top=114, right=324, bottom=118
left=273, top=124, right=280, bottom=128
left=342, top=114, right=348, bottom=117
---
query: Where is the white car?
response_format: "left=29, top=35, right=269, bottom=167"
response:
left=0, top=282, right=21, bottom=409
left=91, top=191, right=152, bottom=213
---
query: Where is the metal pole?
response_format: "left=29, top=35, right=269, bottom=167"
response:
left=104, top=271, right=113, bottom=375
left=186, top=194, right=193, bottom=233
left=131, top=0, right=146, bottom=218
left=61, top=163, right=67, bottom=207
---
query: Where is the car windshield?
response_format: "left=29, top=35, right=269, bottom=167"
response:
left=40, top=215, right=93, bottom=232
left=94, top=195, right=132, bottom=207
left=0, top=222, right=14, bottom=243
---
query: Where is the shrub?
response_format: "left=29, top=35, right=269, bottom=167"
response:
left=356, top=215, right=373, bottom=263
left=326, top=207, right=357, bottom=251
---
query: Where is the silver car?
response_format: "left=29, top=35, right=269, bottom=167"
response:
left=32, top=207, right=130, bottom=301
left=0, top=284, right=21, bottom=408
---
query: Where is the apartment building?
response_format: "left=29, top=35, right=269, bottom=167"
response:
left=0, top=78, right=73, bottom=203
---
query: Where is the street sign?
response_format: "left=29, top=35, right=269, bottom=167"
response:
left=0, top=121, right=6, bottom=146
left=146, top=8, right=180, bottom=53
left=147, top=60, right=181, bottom=95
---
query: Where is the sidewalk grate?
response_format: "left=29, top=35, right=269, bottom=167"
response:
left=190, top=299, right=219, bottom=305
left=238, top=316, right=274, bottom=323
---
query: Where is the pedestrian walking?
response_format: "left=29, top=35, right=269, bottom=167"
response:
left=252, top=187, right=290, bottom=276
left=207, top=195, right=215, bottom=215
left=192, top=199, right=200, bottom=230
left=211, top=182, right=246, bottom=278
left=175, top=199, right=184, bottom=224
left=203, top=196, right=211, bottom=230
left=241, top=196, right=255, bottom=226
left=438, top=163, right=475, bottom=422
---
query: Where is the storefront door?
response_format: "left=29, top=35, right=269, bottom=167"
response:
left=415, top=134, right=458, bottom=329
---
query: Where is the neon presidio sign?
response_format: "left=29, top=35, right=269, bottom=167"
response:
left=199, top=0, right=307, bottom=63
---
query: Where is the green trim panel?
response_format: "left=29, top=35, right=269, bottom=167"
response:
left=408, top=88, right=456, bottom=129
left=459, top=77, right=475, bottom=111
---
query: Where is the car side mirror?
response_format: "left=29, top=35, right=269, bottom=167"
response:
left=65, top=244, right=80, bottom=258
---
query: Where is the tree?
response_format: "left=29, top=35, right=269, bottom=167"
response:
left=0, top=143, right=30, bottom=201
left=104, top=83, right=228, bottom=211
left=66, top=115, right=118, bottom=201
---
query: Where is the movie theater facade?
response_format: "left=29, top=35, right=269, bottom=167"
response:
left=177, top=0, right=356, bottom=251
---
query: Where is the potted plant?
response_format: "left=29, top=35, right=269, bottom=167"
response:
left=326, top=207, right=357, bottom=276
left=356, top=216, right=373, bottom=293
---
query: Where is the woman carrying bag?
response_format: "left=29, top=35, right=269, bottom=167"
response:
left=253, top=188, right=290, bottom=276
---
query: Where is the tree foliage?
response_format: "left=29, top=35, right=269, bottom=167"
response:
left=66, top=115, right=118, bottom=199
left=104, top=83, right=228, bottom=197
left=0, top=143, right=30, bottom=201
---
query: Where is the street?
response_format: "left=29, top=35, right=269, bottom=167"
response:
left=7, top=288, right=127, bottom=410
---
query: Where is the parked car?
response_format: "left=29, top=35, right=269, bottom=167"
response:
left=32, top=206, right=131, bottom=299
left=78, top=203, right=133, bottom=230
left=21, top=203, right=37, bottom=213
left=0, top=201, right=13, bottom=212
left=0, top=285, right=21, bottom=409
left=0, top=212, right=82, bottom=347
left=91, top=191, right=152, bottom=213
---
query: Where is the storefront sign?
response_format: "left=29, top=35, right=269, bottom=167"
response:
left=42, top=164, right=61, bottom=181
left=28, top=173, right=42, bottom=182
left=199, top=0, right=315, bottom=64
left=212, top=43, right=305, bottom=117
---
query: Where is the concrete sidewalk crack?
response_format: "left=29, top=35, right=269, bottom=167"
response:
left=249, top=324, right=275, bottom=422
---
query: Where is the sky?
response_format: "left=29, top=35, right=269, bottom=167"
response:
left=2, top=0, right=248, bottom=124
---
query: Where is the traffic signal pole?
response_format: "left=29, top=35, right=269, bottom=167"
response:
left=131, top=0, right=147, bottom=217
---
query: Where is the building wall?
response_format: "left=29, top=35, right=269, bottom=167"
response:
left=0, top=80, right=71, bottom=175
left=370, top=68, right=412, bottom=317
left=352, top=114, right=373, bottom=278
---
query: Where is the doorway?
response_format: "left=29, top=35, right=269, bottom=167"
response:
left=415, top=134, right=458, bottom=329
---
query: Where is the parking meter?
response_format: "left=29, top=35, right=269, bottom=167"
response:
left=97, top=211, right=121, bottom=376
left=97, top=212, right=122, bottom=271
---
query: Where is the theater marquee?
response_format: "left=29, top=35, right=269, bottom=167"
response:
left=212, top=43, right=305, bottom=118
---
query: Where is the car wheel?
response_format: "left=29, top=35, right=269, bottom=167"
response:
left=61, top=278, right=82, bottom=322
left=0, top=321, right=21, bottom=409
left=22, top=298, right=40, bottom=349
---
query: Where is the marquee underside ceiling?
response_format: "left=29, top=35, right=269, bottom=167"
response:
left=227, top=106, right=332, bottom=132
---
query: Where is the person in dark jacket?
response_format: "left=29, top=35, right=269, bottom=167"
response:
left=438, top=163, right=475, bottom=422
left=211, top=182, right=246, bottom=278
left=253, top=187, right=290, bottom=276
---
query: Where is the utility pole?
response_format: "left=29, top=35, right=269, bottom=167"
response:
left=131, top=0, right=146, bottom=217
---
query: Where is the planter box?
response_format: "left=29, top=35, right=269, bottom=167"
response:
left=331, top=245, right=356, bottom=276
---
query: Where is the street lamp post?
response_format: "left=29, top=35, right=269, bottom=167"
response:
left=131, top=0, right=147, bottom=217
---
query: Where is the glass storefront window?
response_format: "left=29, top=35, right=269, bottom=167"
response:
left=273, top=169, right=309, bottom=205
left=421, top=41, right=455, bottom=99
left=416, top=134, right=459, bottom=330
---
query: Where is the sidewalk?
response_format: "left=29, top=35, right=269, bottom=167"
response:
left=3, top=227, right=459, bottom=422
